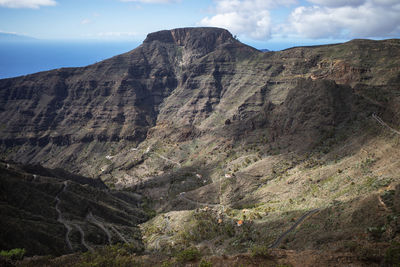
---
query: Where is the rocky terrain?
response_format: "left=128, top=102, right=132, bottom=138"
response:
left=0, top=160, right=148, bottom=257
left=0, top=27, right=400, bottom=266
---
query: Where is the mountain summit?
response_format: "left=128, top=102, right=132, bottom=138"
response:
left=144, top=27, right=234, bottom=46
left=143, top=27, right=242, bottom=56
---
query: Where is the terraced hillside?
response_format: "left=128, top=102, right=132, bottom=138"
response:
left=0, top=160, right=148, bottom=256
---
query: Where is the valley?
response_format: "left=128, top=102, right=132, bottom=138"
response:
left=0, top=27, right=400, bottom=266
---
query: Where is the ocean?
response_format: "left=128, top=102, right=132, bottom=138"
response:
left=0, top=41, right=139, bottom=79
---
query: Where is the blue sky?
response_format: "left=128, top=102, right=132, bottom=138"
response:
left=0, top=0, right=400, bottom=49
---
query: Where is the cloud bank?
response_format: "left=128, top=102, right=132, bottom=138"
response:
left=200, top=0, right=400, bottom=41
left=288, top=0, right=400, bottom=38
left=200, top=0, right=296, bottom=40
left=120, top=0, right=178, bottom=3
left=0, top=0, right=56, bottom=9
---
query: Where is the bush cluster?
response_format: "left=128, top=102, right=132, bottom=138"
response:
left=0, top=248, right=25, bottom=261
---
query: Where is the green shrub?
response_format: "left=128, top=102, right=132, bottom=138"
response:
left=176, top=248, right=200, bottom=262
left=141, top=197, right=157, bottom=219
left=250, top=245, right=272, bottom=259
left=179, top=211, right=235, bottom=243
left=198, top=259, right=213, bottom=267
left=0, top=248, right=25, bottom=261
left=343, top=240, right=358, bottom=252
left=384, top=242, right=400, bottom=266
left=77, top=243, right=143, bottom=267
left=161, top=260, right=173, bottom=267
left=366, top=226, right=386, bottom=240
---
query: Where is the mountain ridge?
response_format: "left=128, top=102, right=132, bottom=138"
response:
left=1, top=27, right=399, bottom=180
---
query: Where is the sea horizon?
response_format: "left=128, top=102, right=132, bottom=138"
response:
left=0, top=40, right=140, bottom=79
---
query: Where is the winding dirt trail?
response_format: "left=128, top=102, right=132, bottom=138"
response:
left=55, top=181, right=73, bottom=251
left=55, top=180, right=137, bottom=251
left=372, top=113, right=400, bottom=135
left=179, top=194, right=221, bottom=208
left=87, top=212, right=112, bottom=244
left=153, top=235, right=170, bottom=250
left=153, top=152, right=182, bottom=167
left=269, top=209, right=320, bottom=249
left=179, top=194, right=321, bottom=249
left=73, top=223, right=94, bottom=252
left=110, top=225, right=128, bottom=243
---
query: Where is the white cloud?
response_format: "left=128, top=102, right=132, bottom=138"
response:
left=120, top=0, right=178, bottom=3
left=201, top=10, right=271, bottom=40
left=199, top=0, right=400, bottom=41
left=199, top=0, right=297, bottom=40
left=0, top=0, right=56, bottom=8
left=286, top=0, right=400, bottom=38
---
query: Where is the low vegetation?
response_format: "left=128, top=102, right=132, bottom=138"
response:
left=0, top=248, right=25, bottom=261
left=175, top=247, right=201, bottom=263
left=249, top=245, right=272, bottom=259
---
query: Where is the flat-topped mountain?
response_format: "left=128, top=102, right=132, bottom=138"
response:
left=144, top=27, right=237, bottom=51
left=1, top=28, right=400, bottom=265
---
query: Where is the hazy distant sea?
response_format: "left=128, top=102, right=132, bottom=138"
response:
left=0, top=41, right=139, bottom=79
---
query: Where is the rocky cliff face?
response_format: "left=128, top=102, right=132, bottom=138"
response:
left=0, top=28, right=399, bottom=182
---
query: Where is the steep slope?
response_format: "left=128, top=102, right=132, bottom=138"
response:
left=0, top=160, right=148, bottom=256
left=0, top=27, right=252, bottom=177
left=0, top=31, right=399, bottom=182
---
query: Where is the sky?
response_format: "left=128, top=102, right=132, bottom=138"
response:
left=0, top=0, right=400, bottom=50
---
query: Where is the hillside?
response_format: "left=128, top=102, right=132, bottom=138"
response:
left=0, top=160, right=149, bottom=258
left=0, top=27, right=400, bottom=266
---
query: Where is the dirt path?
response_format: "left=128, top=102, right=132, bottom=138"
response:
left=153, top=152, right=182, bottom=167
left=110, top=225, right=129, bottom=243
left=179, top=193, right=221, bottom=208
left=87, top=212, right=112, bottom=244
left=269, top=209, right=320, bottom=249
left=73, top=223, right=94, bottom=252
left=372, top=113, right=400, bottom=135
left=153, top=235, right=170, bottom=250
left=55, top=181, right=73, bottom=251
